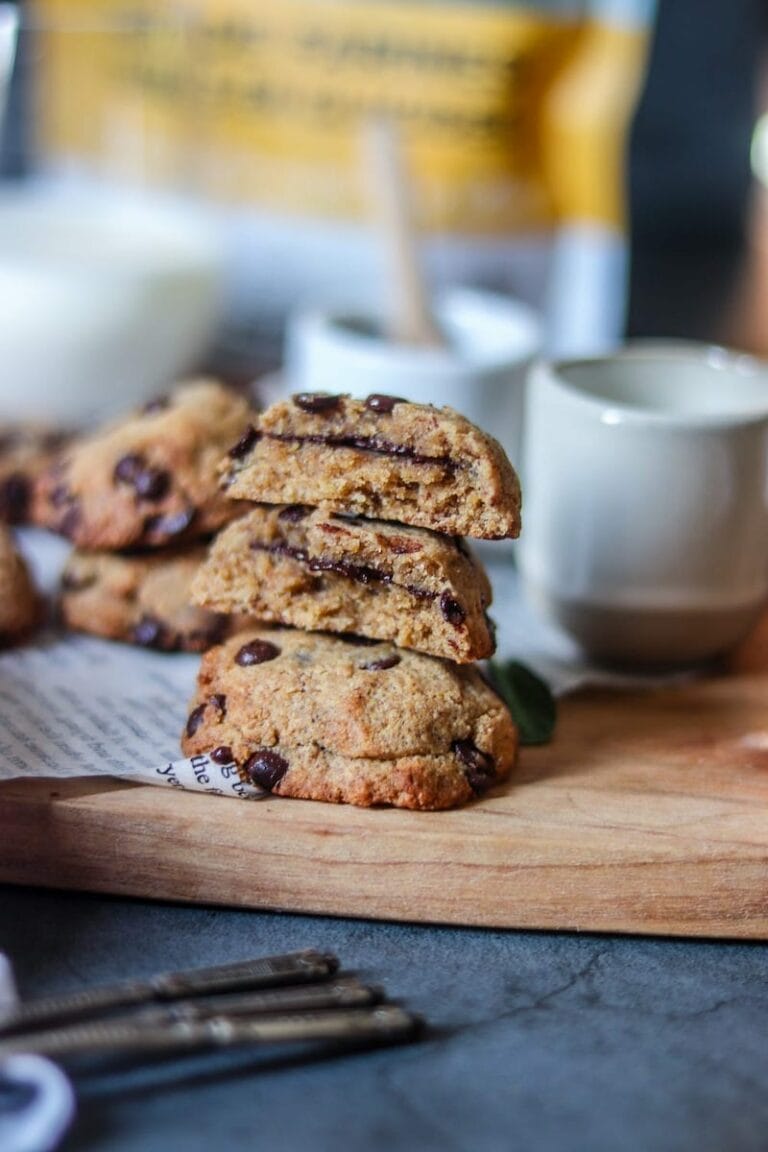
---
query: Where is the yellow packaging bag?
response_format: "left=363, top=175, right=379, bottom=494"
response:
left=32, top=0, right=656, bottom=353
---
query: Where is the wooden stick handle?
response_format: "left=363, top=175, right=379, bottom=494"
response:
left=364, top=117, right=444, bottom=347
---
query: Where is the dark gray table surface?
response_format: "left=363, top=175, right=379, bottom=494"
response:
left=1, top=885, right=767, bottom=1152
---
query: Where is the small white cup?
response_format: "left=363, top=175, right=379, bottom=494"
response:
left=519, top=343, right=768, bottom=666
left=266, top=287, right=541, bottom=472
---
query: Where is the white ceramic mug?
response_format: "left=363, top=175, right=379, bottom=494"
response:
left=519, top=343, right=768, bottom=666
left=264, top=287, right=541, bottom=474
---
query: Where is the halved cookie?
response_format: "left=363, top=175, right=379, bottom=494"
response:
left=193, top=504, right=495, bottom=663
left=221, top=393, right=521, bottom=540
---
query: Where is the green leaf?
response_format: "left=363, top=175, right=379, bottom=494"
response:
left=487, top=660, right=557, bottom=746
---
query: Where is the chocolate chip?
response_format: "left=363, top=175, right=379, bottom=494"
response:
left=365, top=394, right=406, bottom=414
left=142, top=395, right=169, bottom=414
left=0, top=473, right=30, bottom=522
left=143, top=507, right=196, bottom=540
left=235, top=639, right=281, bottom=666
left=61, top=568, right=96, bottom=593
left=452, top=739, right=496, bottom=794
left=278, top=504, right=312, bottom=523
left=244, top=749, right=289, bottom=791
left=318, top=523, right=346, bottom=538
left=113, top=453, right=144, bottom=484
left=228, top=424, right=260, bottom=459
left=404, top=583, right=436, bottom=602
left=440, top=592, right=466, bottom=628
left=185, top=703, right=207, bottom=738
left=209, top=693, right=227, bottom=716
left=114, top=454, right=171, bottom=502
left=50, top=482, right=73, bottom=508
left=388, top=535, right=423, bottom=555
left=209, top=745, right=233, bottom=765
left=360, top=653, right=401, bottom=671
left=307, top=557, right=382, bottom=585
left=292, top=393, right=342, bottom=414
left=133, top=614, right=167, bottom=649
left=58, top=504, right=82, bottom=538
left=133, top=467, right=170, bottom=502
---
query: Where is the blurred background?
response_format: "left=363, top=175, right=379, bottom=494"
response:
left=1, top=0, right=768, bottom=419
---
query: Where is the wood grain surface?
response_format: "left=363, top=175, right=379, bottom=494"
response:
left=1, top=668, right=767, bottom=939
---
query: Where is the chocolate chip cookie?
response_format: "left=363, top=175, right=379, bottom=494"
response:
left=60, top=547, right=231, bottom=652
left=181, top=628, right=517, bottom=810
left=0, top=425, right=73, bottom=524
left=33, top=381, right=255, bottom=550
left=0, top=526, right=41, bottom=643
left=221, top=394, right=522, bottom=540
left=192, top=504, right=495, bottom=663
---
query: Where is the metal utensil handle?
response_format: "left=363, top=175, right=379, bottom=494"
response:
left=149, top=950, right=338, bottom=998
left=5, top=978, right=382, bottom=1043
left=0, top=1006, right=421, bottom=1060
left=132, top=977, right=382, bottom=1027
left=0, top=950, right=338, bottom=1036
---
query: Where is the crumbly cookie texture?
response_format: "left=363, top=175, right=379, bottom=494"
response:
left=181, top=628, right=517, bottom=810
left=0, top=425, right=74, bottom=524
left=192, top=504, right=495, bottom=663
left=0, top=526, right=41, bottom=643
left=60, top=547, right=232, bottom=652
left=221, top=393, right=522, bottom=540
left=32, top=381, right=255, bottom=550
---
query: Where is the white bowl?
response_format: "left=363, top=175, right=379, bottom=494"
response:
left=277, top=288, right=542, bottom=471
left=0, top=187, right=226, bottom=424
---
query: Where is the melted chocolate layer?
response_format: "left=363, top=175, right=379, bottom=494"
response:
left=250, top=539, right=441, bottom=604
left=262, top=431, right=456, bottom=470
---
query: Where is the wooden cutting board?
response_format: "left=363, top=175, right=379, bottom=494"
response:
left=1, top=657, right=767, bottom=939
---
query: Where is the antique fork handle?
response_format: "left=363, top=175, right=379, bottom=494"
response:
left=0, top=1005, right=422, bottom=1061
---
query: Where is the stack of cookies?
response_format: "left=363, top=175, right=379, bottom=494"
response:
left=33, top=381, right=258, bottom=653
left=183, top=392, right=522, bottom=810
